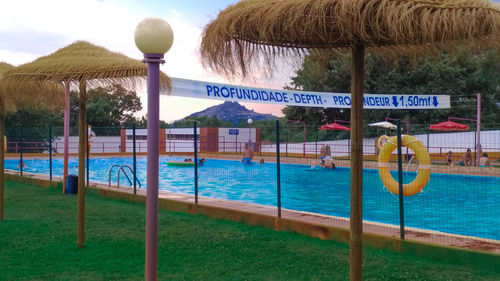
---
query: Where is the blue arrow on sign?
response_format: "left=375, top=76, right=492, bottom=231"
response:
left=392, top=96, right=399, bottom=107
left=433, top=97, right=439, bottom=107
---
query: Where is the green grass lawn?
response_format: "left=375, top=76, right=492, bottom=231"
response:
left=1, top=180, right=499, bottom=281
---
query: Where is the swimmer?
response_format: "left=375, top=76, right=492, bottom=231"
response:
left=241, top=143, right=254, bottom=164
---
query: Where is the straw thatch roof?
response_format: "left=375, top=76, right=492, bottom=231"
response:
left=0, top=62, right=15, bottom=112
left=2, top=41, right=171, bottom=90
left=0, top=62, right=13, bottom=78
left=201, top=0, right=500, bottom=77
left=1, top=62, right=64, bottom=112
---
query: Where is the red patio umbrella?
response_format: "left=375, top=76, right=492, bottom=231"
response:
left=319, top=123, right=351, bottom=131
left=429, top=121, right=469, bottom=132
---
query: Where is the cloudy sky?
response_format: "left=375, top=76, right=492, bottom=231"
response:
left=0, top=0, right=295, bottom=121
left=2, top=0, right=498, bottom=122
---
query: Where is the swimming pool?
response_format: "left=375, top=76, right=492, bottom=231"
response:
left=6, top=157, right=500, bottom=240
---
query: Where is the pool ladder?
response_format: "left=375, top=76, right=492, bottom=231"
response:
left=108, top=164, right=141, bottom=188
left=406, top=156, right=419, bottom=172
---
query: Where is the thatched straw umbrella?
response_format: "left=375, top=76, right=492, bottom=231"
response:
left=0, top=62, right=63, bottom=221
left=0, top=62, right=14, bottom=222
left=2, top=41, right=170, bottom=248
left=200, top=0, right=500, bottom=279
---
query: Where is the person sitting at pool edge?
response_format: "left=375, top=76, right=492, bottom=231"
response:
left=480, top=153, right=490, bottom=167
left=241, top=143, right=254, bottom=164
left=459, top=148, right=473, bottom=166
left=259, top=159, right=264, bottom=164
left=446, top=151, right=453, bottom=166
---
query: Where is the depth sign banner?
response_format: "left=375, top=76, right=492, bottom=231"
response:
left=162, top=77, right=450, bottom=109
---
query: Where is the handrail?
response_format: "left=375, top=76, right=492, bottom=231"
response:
left=406, top=155, right=419, bottom=172
left=118, top=165, right=141, bottom=188
left=124, top=165, right=142, bottom=188
left=108, top=164, right=122, bottom=186
left=117, top=166, right=133, bottom=187
left=108, top=164, right=141, bottom=188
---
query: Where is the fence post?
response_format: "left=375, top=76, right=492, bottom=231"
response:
left=19, top=127, right=23, bottom=176
left=276, top=120, right=281, bottom=218
left=315, top=131, right=318, bottom=158
left=194, top=122, right=198, bottom=204
left=49, top=126, right=52, bottom=182
left=473, top=130, right=477, bottom=166
left=426, top=128, right=430, bottom=152
left=396, top=119, right=405, bottom=239
left=133, top=124, right=137, bottom=194
left=285, top=132, right=288, bottom=157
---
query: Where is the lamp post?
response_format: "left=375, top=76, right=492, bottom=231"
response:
left=169, top=123, right=173, bottom=155
left=476, top=93, right=481, bottom=166
left=247, top=118, right=253, bottom=149
left=286, top=120, right=306, bottom=157
left=135, top=17, right=174, bottom=281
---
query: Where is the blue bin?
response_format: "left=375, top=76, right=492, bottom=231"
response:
left=66, top=174, right=78, bottom=194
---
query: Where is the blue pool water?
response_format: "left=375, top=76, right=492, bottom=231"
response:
left=6, top=157, right=500, bottom=240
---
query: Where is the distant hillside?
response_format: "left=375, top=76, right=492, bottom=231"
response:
left=187, top=101, right=277, bottom=125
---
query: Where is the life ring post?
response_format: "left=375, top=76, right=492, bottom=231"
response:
left=396, top=120, right=405, bottom=239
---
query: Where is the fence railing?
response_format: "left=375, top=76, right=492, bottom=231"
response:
left=6, top=140, right=500, bottom=163
left=4, top=123, right=500, bottom=250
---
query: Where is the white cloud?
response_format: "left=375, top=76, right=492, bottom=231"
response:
left=0, top=0, right=296, bottom=122
left=0, top=49, right=38, bottom=66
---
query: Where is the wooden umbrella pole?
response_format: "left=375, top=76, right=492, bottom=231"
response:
left=0, top=99, right=4, bottom=221
left=77, top=80, right=87, bottom=248
left=63, top=82, right=70, bottom=194
left=349, top=41, right=364, bottom=281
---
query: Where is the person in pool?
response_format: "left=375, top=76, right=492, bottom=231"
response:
left=17, top=160, right=27, bottom=169
left=198, top=158, right=206, bottom=165
left=241, top=143, right=254, bottom=164
left=320, top=159, right=335, bottom=169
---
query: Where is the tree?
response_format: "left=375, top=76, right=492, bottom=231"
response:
left=5, top=107, right=63, bottom=151
left=285, top=49, right=500, bottom=132
left=71, top=84, right=142, bottom=128
left=6, top=84, right=144, bottom=140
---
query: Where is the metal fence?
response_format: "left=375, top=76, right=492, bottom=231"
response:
left=4, top=122, right=500, bottom=250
